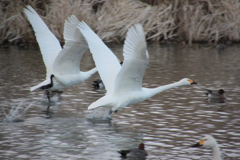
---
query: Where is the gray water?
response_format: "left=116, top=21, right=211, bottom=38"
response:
left=0, top=44, right=240, bottom=160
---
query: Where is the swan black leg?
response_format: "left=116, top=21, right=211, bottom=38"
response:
left=43, top=91, right=52, bottom=115
left=43, top=104, right=53, bottom=118
left=46, top=104, right=51, bottom=111
left=108, top=109, right=118, bottom=116
left=46, top=91, right=51, bottom=103
left=107, top=110, right=113, bottom=119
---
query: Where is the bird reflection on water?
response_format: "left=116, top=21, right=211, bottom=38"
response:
left=0, top=43, right=240, bottom=159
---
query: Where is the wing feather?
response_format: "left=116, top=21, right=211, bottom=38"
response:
left=78, top=22, right=121, bottom=94
left=23, top=5, right=62, bottom=78
left=114, top=24, right=149, bottom=92
left=53, top=15, right=88, bottom=74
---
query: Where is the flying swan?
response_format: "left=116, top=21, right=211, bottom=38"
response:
left=191, top=135, right=222, bottom=160
left=23, top=6, right=97, bottom=102
left=78, top=22, right=197, bottom=116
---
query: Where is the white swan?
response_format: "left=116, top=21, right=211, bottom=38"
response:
left=78, top=22, right=197, bottom=116
left=191, top=135, right=222, bottom=160
left=24, top=6, right=97, bottom=102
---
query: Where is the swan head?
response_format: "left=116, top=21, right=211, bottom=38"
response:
left=50, top=74, right=55, bottom=78
left=191, top=135, right=218, bottom=148
left=178, top=78, right=197, bottom=85
left=50, top=74, right=55, bottom=82
left=118, top=59, right=123, bottom=65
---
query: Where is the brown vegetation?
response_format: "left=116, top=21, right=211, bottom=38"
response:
left=1, top=0, right=240, bottom=45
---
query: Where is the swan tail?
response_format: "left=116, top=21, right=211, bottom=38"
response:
left=88, top=96, right=111, bottom=110
left=30, top=79, right=51, bottom=91
left=30, top=85, right=40, bottom=91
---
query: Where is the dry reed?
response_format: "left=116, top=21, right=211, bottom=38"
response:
left=174, top=0, right=240, bottom=45
left=1, top=0, right=240, bottom=45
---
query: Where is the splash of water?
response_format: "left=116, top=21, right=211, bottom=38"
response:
left=3, top=100, right=33, bottom=122
left=85, top=107, right=112, bottom=120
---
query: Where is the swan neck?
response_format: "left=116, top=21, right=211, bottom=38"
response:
left=146, top=81, right=183, bottom=98
left=212, top=145, right=221, bottom=160
left=50, top=75, right=54, bottom=85
left=83, top=67, right=97, bottom=80
left=87, top=67, right=97, bottom=75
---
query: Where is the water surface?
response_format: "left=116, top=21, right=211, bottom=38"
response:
left=0, top=44, right=240, bottom=159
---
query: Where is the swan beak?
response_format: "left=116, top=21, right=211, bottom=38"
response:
left=189, top=79, right=197, bottom=85
left=191, top=81, right=198, bottom=85
left=118, top=59, right=123, bottom=65
left=191, top=139, right=204, bottom=147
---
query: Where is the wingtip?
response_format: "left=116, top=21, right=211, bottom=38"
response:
left=66, top=15, right=78, bottom=24
left=77, top=21, right=89, bottom=31
left=87, top=106, right=94, bottom=110
left=88, top=102, right=100, bottom=110
left=123, top=23, right=147, bottom=62
left=23, top=5, right=39, bottom=20
left=26, top=5, right=32, bottom=9
left=23, top=5, right=30, bottom=13
left=30, top=84, right=41, bottom=91
left=23, top=5, right=34, bottom=13
left=87, top=105, right=96, bottom=110
left=30, top=87, right=36, bottom=91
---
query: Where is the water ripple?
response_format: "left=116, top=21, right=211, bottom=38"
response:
left=1, top=45, right=240, bottom=159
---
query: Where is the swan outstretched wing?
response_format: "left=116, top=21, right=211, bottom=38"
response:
left=53, top=15, right=88, bottom=75
left=78, top=22, right=121, bottom=94
left=23, top=5, right=62, bottom=78
left=114, top=24, right=149, bottom=92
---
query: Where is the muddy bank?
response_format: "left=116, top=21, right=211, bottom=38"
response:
left=1, top=0, right=240, bottom=45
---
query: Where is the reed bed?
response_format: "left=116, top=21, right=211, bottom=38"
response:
left=174, top=0, right=240, bottom=44
left=1, top=0, right=240, bottom=45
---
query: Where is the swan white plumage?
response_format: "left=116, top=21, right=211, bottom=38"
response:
left=191, top=135, right=222, bottom=160
left=92, top=60, right=123, bottom=90
left=24, top=6, right=97, bottom=101
left=78, top=22, right=197, bottom=115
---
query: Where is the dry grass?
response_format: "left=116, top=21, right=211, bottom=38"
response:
left=1, top=0, right=240, bottom=45
left=0, top=0, right=92, bottom=44
left=92, top=0, right=175, bottom=42
left=174, top=0, right=240, bottom=45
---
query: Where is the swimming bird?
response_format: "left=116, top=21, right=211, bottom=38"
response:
left=92, top=79, right=105, bottom=89
left=118, top=143, right=148, bottom=159
left=191, top=135, right=222, bottom=160
left=24, top=6, right=97, bottom=103
left=206, top=89, right=226, bottom=103
left=92, top=60, right=123, bottom=90
left=78, top=22, right=197, bottom=116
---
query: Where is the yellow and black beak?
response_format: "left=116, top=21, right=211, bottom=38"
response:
left=118, top=59, right=123, bottom=65
left=191, top=139, right=204, bottom=147
left=189, top=79, right=198, bottom=85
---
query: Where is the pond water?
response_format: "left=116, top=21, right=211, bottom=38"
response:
left=0, top=43, right=240, bottom=160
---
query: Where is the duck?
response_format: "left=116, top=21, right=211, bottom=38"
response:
left=92, top=60, right=123, bottom=90
left=118, top=143, right=148, bottom=159
left=191, top=135, right=222, bottom=160
left=78, top=22, right=197, bottom=117
left=24, top=6, right=97, bottom=103
left=206, top=89, right=226, bottom=103
left=92, top=79, right=105, bottom=89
